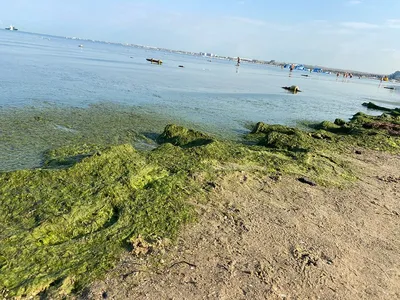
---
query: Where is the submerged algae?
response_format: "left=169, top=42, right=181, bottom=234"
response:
left=362, top=102, right=400, bottom=116
left=0, top=103, right=166, bottom=171
left=1, top=105, right=400, bottom=298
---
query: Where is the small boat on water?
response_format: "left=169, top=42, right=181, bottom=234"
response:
left=5, top=25, right=18, bottom=31
left=146, top=58, right=163, bottom=65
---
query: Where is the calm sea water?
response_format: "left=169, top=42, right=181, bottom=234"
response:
left=1, top=30, right=400, bottom=170
left=1, top=30, right=400, bottom=130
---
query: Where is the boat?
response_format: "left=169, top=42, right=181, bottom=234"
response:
left=146, top=58, right=163, bottom=65
left=5, top=25, right=18, bottom=31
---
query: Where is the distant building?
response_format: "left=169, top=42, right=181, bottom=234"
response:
left=199, top=52, right=215, bottom=57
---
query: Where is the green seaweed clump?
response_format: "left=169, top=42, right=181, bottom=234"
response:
left=156, top=124, right=214, bottom=147
left=0, top=144, right=196, bottom=298
left=334, top=118, right=346, bottom=126
left=311, top=120, right=352, bottom=134
left=250, top=122, right=336, bottom=152
left=246, top=122, right=357, bottom=184
left=302, top=104, right=400, bottom=153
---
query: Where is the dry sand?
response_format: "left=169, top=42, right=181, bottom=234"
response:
left=82, top=149, right=400, bottom=300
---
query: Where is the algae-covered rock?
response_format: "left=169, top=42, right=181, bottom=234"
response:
left=251, top=122, right=326, bottom=152
left=318, top=121, right=341, bottom=130
left=261, top=130, right=313, bottom=152
left=350, top=112, right=372, bottom=125
left=362, top=102, right=400, bottom=116
left=251, top=122, right=295, bottom=135
left=334, top=118, right=346, bottom=126
left=362, top=122, right=400, bottom=136
left=156, top=124, right=214, bottom=147
left=310, top=130, right=334, bottom=140
left=350, top=110, right=400, bottom=134
left=246, top=122, right=358, bottom=186
left=314, top=121, right=351, bottom=134
left=362, top=102, right=393, bottom=112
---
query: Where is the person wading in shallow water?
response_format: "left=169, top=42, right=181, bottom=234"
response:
left=237, top=57, right=241, bottom=66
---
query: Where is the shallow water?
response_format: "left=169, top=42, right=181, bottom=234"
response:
left=1, top=29, right=399, bottom=170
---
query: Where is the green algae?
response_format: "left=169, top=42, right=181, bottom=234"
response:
left=1, top=103, right=400, bottom=298
left=0, top=103, right=168, bottom=171
left=362, top=102, right=400, bottom=116
left=0, top=103, right=236, bottom=172
left=154, top=124, right=356, bottom=187
left=156, top=124, right=214, bottom=147
left=0, top=144, right=196, bottom=298
left=296, top=104, right=400, bottom=153
left=43, top=144, right=106, bottom=169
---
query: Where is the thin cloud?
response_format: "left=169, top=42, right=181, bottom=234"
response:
left=340, top=22, right=379, bottom=29
left=385, top=19, right=400, bottom=28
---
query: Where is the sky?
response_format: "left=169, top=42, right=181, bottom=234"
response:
left=1, top=0, right=400, bottom=73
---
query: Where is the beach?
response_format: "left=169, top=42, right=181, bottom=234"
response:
left=85, top=150, right=400, bottom=299
left=1, top=105, right=400, bottom=299
left=1, top=30, right=400, bottom=299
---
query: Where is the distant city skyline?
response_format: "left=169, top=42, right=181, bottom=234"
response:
left=2, top=0, right=400, bottom=74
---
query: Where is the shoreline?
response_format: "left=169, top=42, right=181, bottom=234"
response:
left=3, top=30, right=395, bottom=79
left=0, top=103, right=399, bottom=298
left=0, top=99, right=392, bottom=172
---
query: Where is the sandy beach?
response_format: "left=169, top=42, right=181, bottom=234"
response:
left=83, top=149, right=400, bottom=300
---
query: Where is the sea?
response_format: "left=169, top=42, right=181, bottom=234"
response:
left=1, top=29, right=399, bottom=171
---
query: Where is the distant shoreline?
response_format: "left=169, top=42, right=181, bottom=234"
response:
left=2, top=29, right=394, bottom=78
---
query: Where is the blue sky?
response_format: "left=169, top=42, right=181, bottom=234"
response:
left=2, top=0, right=400, bottom=73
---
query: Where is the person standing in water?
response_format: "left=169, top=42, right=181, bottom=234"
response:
left=237, top=57, right=241, bottom=66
